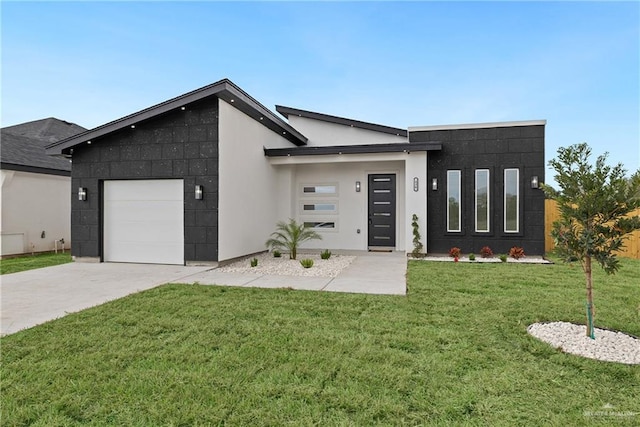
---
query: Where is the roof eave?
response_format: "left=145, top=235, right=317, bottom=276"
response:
left=276, top=105, right=408, bottom=137
left=264, top=142, right=441, bottom=157
left=1, top=162, right=71, bottom=176
left=409, top=119, right=547, bottom=132
left=46, top=79, right=307, bottom=155
left=217, top=83, right=307, bottom=146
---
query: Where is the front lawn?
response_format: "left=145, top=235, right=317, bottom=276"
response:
left=1, top=259, right=639, bottom=425
left=1, top=252, right=72, bottom=275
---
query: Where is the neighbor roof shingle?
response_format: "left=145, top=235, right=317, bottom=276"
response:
left=1, top=118, right=86, bottom=174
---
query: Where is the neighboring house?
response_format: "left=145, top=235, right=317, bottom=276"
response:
left=45, top=78, right=545, bottom=265
left=1, top=118, right=87, bottom=256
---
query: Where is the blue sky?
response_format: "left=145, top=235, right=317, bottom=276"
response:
left=2, top=1, right=639, bottom=182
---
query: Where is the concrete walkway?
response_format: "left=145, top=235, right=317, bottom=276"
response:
left=0, top=251, right=406, bottom=336
left=185, top=250, right=407, bottom=295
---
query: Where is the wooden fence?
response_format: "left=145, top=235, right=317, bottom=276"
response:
left=545, top=199, right=640, bottom=259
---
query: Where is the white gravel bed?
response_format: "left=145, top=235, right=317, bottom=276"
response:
left=217, top=252, right=355, bottom=278
left=528, top=321, right=640, bottom=365
left=412, top=256, right=550, bottom=264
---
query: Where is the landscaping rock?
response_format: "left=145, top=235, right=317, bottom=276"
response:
left=527, top=321, right=640, bottom=365
left=218, top=253, right=355, bottom=278
left=414, top=256, right=551, bottom=264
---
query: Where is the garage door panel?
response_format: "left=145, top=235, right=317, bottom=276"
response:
left=106, top=201, right=183, bottom=222
left=105, top=242, right=183, bottom=265
left=104, top=180, right=183, bottom=201
left=108, top=221, right=183, bottom=241
left=107, top=221, right=183, bottom=243
left=104, top=180, right=184, bottom=265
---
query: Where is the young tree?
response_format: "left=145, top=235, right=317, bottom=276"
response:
left=265, top=219, right=322, bottom=260
left=543, top=143, right=640, bottom=338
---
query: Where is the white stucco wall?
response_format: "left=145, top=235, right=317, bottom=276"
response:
left=217, top=99, right=294, bottom=261
left=287, top=115, right=407, bottom=147
left=1, top=170, right=71, bottom=256
left=219, top=102, right=428, bottom=257
left=272, top=157, right=408, bottom=251
left=404, top=152, right=428, bottom=254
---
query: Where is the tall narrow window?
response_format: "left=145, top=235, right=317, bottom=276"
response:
left=447, top=170, right=461, bottom=232
left=504, top=168, right=519, bottom=233
left=475, top=169, right=490, bottom=232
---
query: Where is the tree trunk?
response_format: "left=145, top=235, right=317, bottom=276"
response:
left=585, top=255, right=595, bottom=339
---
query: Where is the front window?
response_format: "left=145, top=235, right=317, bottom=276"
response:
left=303, top=185, right=336, bottom=194
left=300, top=183, right=338, bottom=232
left=303, top=221, right=336, bottom=229
left=504, top=168, right=519, bottom=233
left=302, top=203, right=337, bottom=213
left=447, top=170, right=461, bottom=232
left=475, top=169, right=490, bottom=232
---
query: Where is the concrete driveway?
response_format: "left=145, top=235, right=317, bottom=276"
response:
left=1, top=252, right=407, bottom=336
left=1, top=263, right=212, bottom=336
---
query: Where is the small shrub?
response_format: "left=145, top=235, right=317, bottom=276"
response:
left=449, top=247, right=461, bottom=258
left=265, top=218, right=322, bottom=260
left=509, top=246, right=525, bottom=260
left=499, top=254, right=508, bottom=263
left=321, top=249, right=332, bottom=260
left=300, top=258, right=314, bottom=268
left=273, top=250, right=281, bottom=258
left=480, top=246, right=493, bottom=258
left=250, top=258, right=258, bottom=267
left=411, top=213, right=424, bottom=257
left=468, top=253, right=476, bottom=261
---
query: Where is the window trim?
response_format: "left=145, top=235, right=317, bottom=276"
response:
left=504, top=168, right=520, bottom=233
left=447, top=170, right=462, bottom=233
left=475, top=169, right=490, bottom=233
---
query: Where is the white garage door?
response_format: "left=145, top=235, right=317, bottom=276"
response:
left=104, top=180, right=184, bottom=265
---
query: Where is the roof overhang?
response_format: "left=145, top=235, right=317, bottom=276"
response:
left=46, top=79, right=308, bottom=155
left=1, top=162, right=71, bottom=177
left=276, top=105, right=408, bottom=137
left=409, top=119, right=547, bottom=132
left=264, top=142, right=441, bottom=157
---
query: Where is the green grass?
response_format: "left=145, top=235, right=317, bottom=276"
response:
left=0, top=252, right=72, bottom=275
left=2, top=259, right=639, bottom=425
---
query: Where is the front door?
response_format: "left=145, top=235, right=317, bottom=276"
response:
left=368, top=174, right=396, bottom=249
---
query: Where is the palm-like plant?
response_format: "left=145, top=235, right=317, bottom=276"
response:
left=265, top=219, right=322, bottom=260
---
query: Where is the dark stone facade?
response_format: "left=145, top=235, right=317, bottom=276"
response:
left=71, top=98, right=219, bottom=262
left=410, top=125, right=545, bottom=255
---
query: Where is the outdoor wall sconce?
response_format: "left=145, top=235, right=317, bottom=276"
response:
left=413, top=177, right=419, bottom=192
left=531, top=176, right=539, bottom=189
left=78, top=187, right=87, bottom=201
left=355, top=181, right=361, bottom=192
left=431, top=178, right=438, bottom=191
left=195, top=185, right=203, bottom=200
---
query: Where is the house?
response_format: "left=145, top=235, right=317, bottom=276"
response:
left=1, top=118, right=87, bottom=256
left=45, top=79, right=545, bottom=265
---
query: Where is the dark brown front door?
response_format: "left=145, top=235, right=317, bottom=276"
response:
left=368, top=174, right=396, bottom=248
